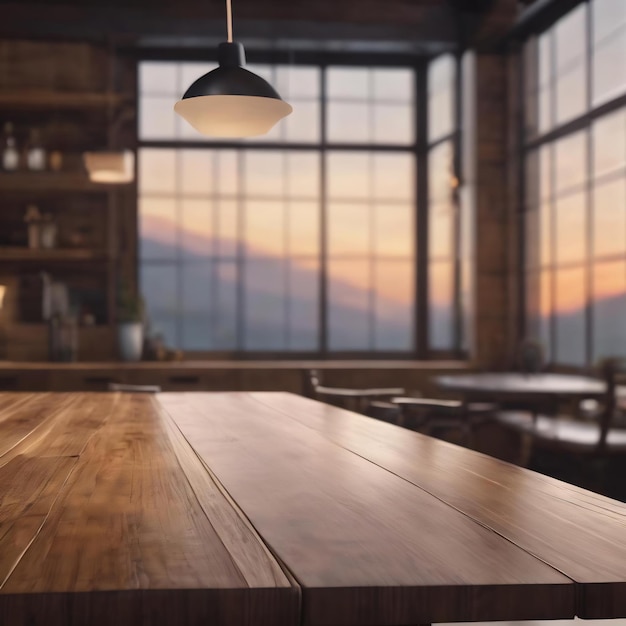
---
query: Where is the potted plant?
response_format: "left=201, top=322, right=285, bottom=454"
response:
left=117, top=284, right=145, bottom=362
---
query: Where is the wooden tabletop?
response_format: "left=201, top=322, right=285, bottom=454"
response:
left=0, top=393, right=298, bottom=626
left=251, top=393, right=626, bottom=620
left=435, top=372, right=606, bottom=399
left=2, top=392, right=626, bottom=626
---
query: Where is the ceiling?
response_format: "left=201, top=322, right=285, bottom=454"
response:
left=0, top=0, right=519, bottom=55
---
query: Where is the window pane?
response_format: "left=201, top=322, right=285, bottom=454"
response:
left=288, top=258, right=319, bottom=350
left=374, top=260, right=414, bottom=350
left=539, top=32, right=552, bottom=89
left=140, top=96, right=177, bottom=140
left=327, top=102, right=369, bottom=143
left=244, top=151, right=285, bottom=197
left=180, top=150, right=214, bottom=195
left=375, top=205, right=413, bottom=257
left=593, top=0, right=626, bottom=45
left=429, top=204, right=454, bottom=259
left=327, top=67, right=369, bottom=100
left=373, top=153, right=414, bottom=201
left=555, top=4, right=586, bottom=70
left=540, top=203, right=553, bottom=267
left=429, top=90, right=454, bottom=142
left=141, top=264, right=178, bottom=316
left=139, top=149, right=176, bottom=194
left=139, top=197, right=177, bottom=260
left=244, top=200, right=285, bottom=258
left=181, top=199, right=213, bottom=258
left=328, top=260, right=370, bottom=350
left=429, top=55, right=455, bottom=93
left=540, top=269, right=552, bottom=361
left=216, top=200, right=238, bottom=257
left=328, top=203, right=370, bottom=256
left=593, top=260, right=626, bottom=360
left=181, top=315, right=212, bottom=351
left=289, top=202, right=319, bottom=257
left=555, top=267, right=586, bottom=365
left=593, top=109, right=626, bottom=178
left=593, top=177, right=626, bottom=258
left=593, top=31, right=626, bottom=105
left=526, top=271, right=540, bottom=339
left=217, top=151, right=239, bottom=196
left=275, top=66, right=320, bottom=99
left=284, top=100, right=320, bottom=142
left=327, top=152, right=370, bottom=199
left=373, top=104, right=414, bottom=145
left=555, top=132, right=587, bottom=194
left=538, top=88, right=552, bottom=134
left=214, top=262, right=238, bottom=349
left=243, top=259, right=286, bottom=350
left=287, top=152, right=320, bottom=198
left=555, top=63, right=587, bottom=125
left=555, top=193, right=587, bottom=265
left=429, top=261, right=454, bottom=350
left=429, top=141, right=454, bottom=203
left=182, top=263, right=211, bottom=315
left=140, top=62, right=178, bottom=96
left=372, top=68, right=413, bottom=102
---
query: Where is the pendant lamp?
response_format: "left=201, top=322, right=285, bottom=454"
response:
left=174, top=0, right=292, bottom=138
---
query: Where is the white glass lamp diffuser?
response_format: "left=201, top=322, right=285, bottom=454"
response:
left=84, top=150, right=135, bottom=184
left=174, top=0, right=292, bottom=138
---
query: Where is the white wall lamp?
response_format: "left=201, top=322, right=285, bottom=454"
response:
left=84, top=150, right=134, bottom=184
left=84, top=40, right=135, bottom=184
left=174, top=0, right=292, bottom=138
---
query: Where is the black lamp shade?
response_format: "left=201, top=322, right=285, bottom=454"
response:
left=174, top=42, right=292, bottom=138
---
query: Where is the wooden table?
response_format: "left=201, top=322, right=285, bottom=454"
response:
left=2, top=392, right=626, bottom=626
left=435, top=372, right=607, bottom=401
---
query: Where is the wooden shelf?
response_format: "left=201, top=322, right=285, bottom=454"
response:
left=0, top=171, right=114, bottom=193
left=0, top=247, right=107, bottom=261
left=0, top=90, right=130, bottom=110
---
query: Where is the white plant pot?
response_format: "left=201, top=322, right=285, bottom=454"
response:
left=118, top=322, right=144, bottom=362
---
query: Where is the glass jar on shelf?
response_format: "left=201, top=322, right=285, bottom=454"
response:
left=26, top=128, right=46, bottom=171
left=2, top=122, right=19, bottom=171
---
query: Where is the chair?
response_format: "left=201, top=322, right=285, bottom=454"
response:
left=108, top=383, right=162, bottom=393
left=305, top=369, right=406, bottom=414
left=494, top=359, right=626, bottom=468
left=391, top=396, right=496, bottom=447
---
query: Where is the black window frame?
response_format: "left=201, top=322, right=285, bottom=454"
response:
left=135, top=47, right=468, bottom=360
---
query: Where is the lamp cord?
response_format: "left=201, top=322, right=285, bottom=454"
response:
left=226, top=0, right=233, bottom=42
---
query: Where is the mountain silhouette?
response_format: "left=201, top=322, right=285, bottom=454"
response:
left=140, top=214, right=416, bottom=351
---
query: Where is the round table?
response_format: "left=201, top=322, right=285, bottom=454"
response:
left=434, top=373, right=607, bottom=402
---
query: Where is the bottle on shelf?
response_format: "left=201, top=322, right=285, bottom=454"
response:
left=2, top=122, right=19, bottom=171
left=26, top=128, right=46, bottom=171
left=24, top=204, right=42, bottom=249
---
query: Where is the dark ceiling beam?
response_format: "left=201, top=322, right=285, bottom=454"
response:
left=0, top=1, right=518, bottom=54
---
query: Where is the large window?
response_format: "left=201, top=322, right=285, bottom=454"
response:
left=524, top=0, right=626, bottom=366
left=138, top=55, right=465, bottom=355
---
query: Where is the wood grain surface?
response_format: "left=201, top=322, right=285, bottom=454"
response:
left=158, top=392, right=574, bottom=626
left=249, top=392, right=626, bottom=619
left=0, top=393, right=298, bottom=626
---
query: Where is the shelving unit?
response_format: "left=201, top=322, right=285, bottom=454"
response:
left=0, top=90, right=131, bottom=111
left=0, top=171, right=114, bottom=194
left=0, top=247, right=108, bottom=262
